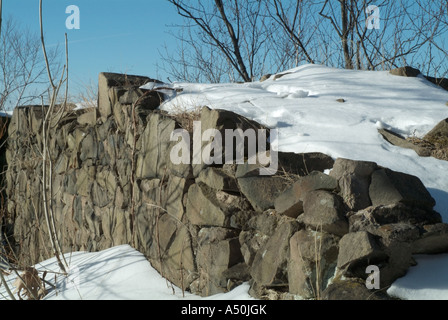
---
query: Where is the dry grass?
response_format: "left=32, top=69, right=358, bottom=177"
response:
left=12, top=267, right=47, bottom=300
left=75, top=80, right=98, bottom=110
left=293, top=226, right=325, bottom=300
left=169, top=105, right=203, bottom=133
left=407, top=136, right=448, bottom=161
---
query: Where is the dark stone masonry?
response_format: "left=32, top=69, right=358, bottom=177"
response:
left=3, top=72, right=448, bottom=300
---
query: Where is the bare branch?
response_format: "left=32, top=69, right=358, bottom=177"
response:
left=165, top=0, right=273, bottom=82
left=269, top=0, right=315, bottom=64
left=39, top=0, right=68, bottom=274
left=164, top=0, right=448, bottom=80
left=39, top=0, right=55, bottom=90
left=0, top=0, right=3, bottom=40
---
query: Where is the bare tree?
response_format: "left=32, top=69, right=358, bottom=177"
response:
left=267, top=0, right=315, bottom=66
left=407, top=0, right=448, bottom=78
left=285, top=0, right=448, bottom=73
left=159, top=26, right=233, bottom=83
left=0, top=17, right=59, bottom=111
left=0, top=0, right=13, bottom=300
left=165, top=0, right=448, bottom=82
left=0, top=1, right=69, bottom=299
left=164, top=0, right=275, bottom=83
left=39, top=0, right=68, bottom=274
left=0, top=0, right=2, bottom=39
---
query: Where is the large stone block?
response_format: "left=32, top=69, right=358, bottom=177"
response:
left=389, top=66, right=421, bottom=77
left=288, top=229, right=339, bottom=299
left=239, top=230, right=269, bottom=267
left=322, top=279, right=389, bottom=300
left=196, top=167, right=239, bottom=193
left=77, top=108, right=98, bottom=126
left=192, top=227, right=243, bottom=296
left=136, top=113, right=177, bottom=179
left=237, top=152, right=335, bottom=179
left=412, top=223, right=448, bottom=254
left=162, top=224, right=196, bottom=291
left=301, top=190, right=348, bottom=237
left=330, top=158, right=378, bottom=180
left=239, top=212, right=281, bottom=269
left=185, top=182, right=253, bottom=228
left=337, top=231, right=386, bottom=272
left=330, top=158, right=378, bottom=211
left=424, top=118, right=448, bottom=143
left=378, top=128, right=430, bottom=157
left=75, top=166, right=95, bottom=197
left=349, top=203, right=442, bottom=232
left=138, top=209, right=196, bottom=291
left=274, top=171, right=338, bottom=218
left=250, top=220, right=300, bottom=287
left=91, top=182, right=111, bottom=208
left=98, top=72, right=162, bottom=120
left=278, top=152, right=335, bottom=177
left=162, top=175, right=189, bottom=222
left=245, top=211, right=281, bottom=237
left=237, top=176, right=291, bottom=213
left=186, top=183, right=227, bottom=227
left=369, top=169, right=436, bottom=209
left=79, top=128, right=99, bottom=162
left=193, top=107, right=268, bottom=176
left=337, top=229, right=414, bottom=289
left=338, top=174, right=372, bottom=211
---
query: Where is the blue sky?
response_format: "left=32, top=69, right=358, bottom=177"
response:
left=2, top=1, right=447, bottom=101
left=2, top=0, right=182, bottom=95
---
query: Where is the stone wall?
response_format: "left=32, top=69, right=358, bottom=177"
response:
left=4, top=72, right=448, bottom=299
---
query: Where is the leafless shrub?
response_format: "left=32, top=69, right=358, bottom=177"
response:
left=164, top=0, right=448, bottom=82
left=169, top=104, right=202, bottom=133
left=0, top=16, right=60, bottom=111
left=12, top=267, right=46, bottom=300
left=75, top=80, right=98, bottom=110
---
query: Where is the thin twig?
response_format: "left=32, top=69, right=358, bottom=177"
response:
left=0, top=271, right=15, bottom=300
left=39, top=0, right=68, bottom=274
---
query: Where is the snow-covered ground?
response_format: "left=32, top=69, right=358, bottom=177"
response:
left=2, top=64, right=448, bottom=300
left=159, top=64, right=448, bottom=221
left=1, top=245, right=253, bottom=300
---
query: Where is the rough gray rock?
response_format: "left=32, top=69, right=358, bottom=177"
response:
left=338, top=174, right=372, bottom=211
left=424, top=118, right=448, bottom=142
left=349, top=203, right=442, bottom=231
left=330, top=158, right=378, bottom=180
left=274, top=171, right=338, bottom=218
left=369, top=168, right=436, bottom=209
left=301, top=190, right=349, bottom=237
left=378, top=128, right=431, bottom=157
left=98, top=72, right=162, bottom=120
left=192, top=227, right=243, bottom=296
left=77, top=108, right=98, bottom=126
left=6, top=71, right=448, bottom=301
left=288, top=229, right=339, bottom=299
left=337, top=231, right=387, bottom=273
left=413, top=223, right=448, bottom=254
left=389, top=66, right=421, bottom=77
left=194, top=107, right=268, bottom=176
left=185, top=182, right=253, bottom=227
left=196, top=167, right=239, bottom=193
left=250, top=219, right=300, bottom=288
left=260, top=74, right=272, bottom=82
left=136, top=113, right=177, bottom=179
left=237, top=175, right=291, bottom=212
left=278, top=152, right=335, bottom=177
left=322, top=279, right=390, bottom=300
left=330, top=158, right=377, bottom=211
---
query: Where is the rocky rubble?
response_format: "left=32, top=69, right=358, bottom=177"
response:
left=381, top=67, right=448, bottom=161
left=4, top=72, right=448, bottom=300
